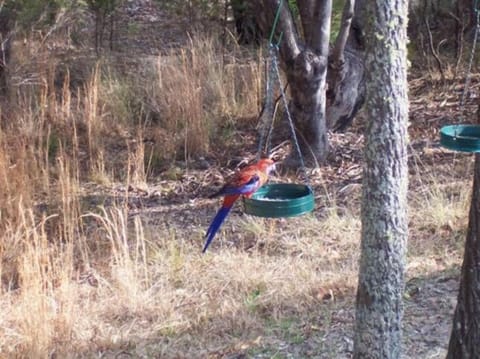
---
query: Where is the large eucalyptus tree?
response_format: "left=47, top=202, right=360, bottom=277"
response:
left=254, top=0, right=365, bottom=164
left=353, top=0, right=409, bottom=358
left=256, top=0, right=333, bottom=163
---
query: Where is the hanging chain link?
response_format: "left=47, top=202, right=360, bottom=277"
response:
left=257, top=0, right=283, bottom=160
left=269, top=46, right=309, bottom=181
left=256, top=0, right=310, bottom=186
left=256, top=45, right=278, bottom=160
left=256, top=44, right=309, bottom=184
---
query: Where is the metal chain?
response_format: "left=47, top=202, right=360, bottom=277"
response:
left=268, top=0, right=283, bottom=45
left=256, top=0, right=309, bottom=186
left=257, top=0, right=285, bottom=160
left=270, top=45, right=309, bottom=184
left=257, top=45, right=278, bottom=160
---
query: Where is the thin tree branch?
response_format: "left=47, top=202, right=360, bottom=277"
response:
left=297, top=0, right=314, bottom=43
left=424, top=16, right=445, bottom=79
left=332, top=0, right=355, bottom=66
left=310, top=0, right=332, bottom=56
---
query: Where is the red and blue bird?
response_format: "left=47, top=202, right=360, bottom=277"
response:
left=202, top=158, right=276, bottom=253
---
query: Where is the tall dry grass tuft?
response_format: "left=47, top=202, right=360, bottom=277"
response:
left=406, top=154, right=471, bottom=274
left=14, top=209, right=75, bottom=356
left=87, top=207, right=150, bottom=308
left=409, top=153, right=471, bottom=234
left=127, top=129, right=148, bottom=186
left=0, top=80, right=58, bottom=291
left=140, top=36, right=263, bottom=162
left=0, top=152, right=81, bottom=357
left=0, top=134, right=36, bottom=225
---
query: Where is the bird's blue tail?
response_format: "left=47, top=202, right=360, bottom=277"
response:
left=203, top=206, right=232, bottom=253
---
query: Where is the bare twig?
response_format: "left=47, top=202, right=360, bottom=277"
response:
left=424, top=16, right=445, bottom=79
left=332, top=0, right=355, bottom=67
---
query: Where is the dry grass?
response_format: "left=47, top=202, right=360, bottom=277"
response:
left=408, top=152, right=471, bottom=265
left=0, top=205, right=364, bottom=357
left=138, top=36, right=263, bottom=164
left=0, top=28, right=469, bottom=358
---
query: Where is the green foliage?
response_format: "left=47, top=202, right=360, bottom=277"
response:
left=5, top=0, right=63, bottom=30
left=3, top=0, right=121, bottom=36
left=331, top=0, right=344, bottom=42
left=47, top=133, right=60, bottom=163
left=261, top=0, right=347, bottom=43
left=244, top=287, right=262, bottom=312
left=265, top=317, right=306, bottom=346
left=288, top=0, right=299, bottom=19
left=156, top=0, right=223, bottom=22
left=86, top=0, right=118, bottom=14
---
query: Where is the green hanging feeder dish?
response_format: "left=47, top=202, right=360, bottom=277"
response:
left=243, top=183, right=315, bottom=218
left=440, top=124, right=480, bottom=153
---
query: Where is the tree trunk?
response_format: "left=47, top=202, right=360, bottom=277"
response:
left=326, top=48, right=365, bottom=131
left=326, top=0, right=366, bottom=132
left=257, top=0, right=331, bottom=164
left=331, top=0, right=355, bottom=65
left=446, top=118, right=480, bottom=358
left=285, top=49, right=329, bottom=163
left=353, top=0, right=409, bottom=358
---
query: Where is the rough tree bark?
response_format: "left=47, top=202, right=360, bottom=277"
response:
left=353, top=1, right=409, bottom=358
left=326, top=47, right=365, bottom=131
left=326, top=0, right=366, bottom=131
left=446, top=108, right=480, bottom=359
left=254, top=0, right=369, bottom=156
left=257, top=0, right=331, bottom=164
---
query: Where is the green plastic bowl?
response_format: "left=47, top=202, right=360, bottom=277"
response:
left=440, top=124, right=480, bottom=153
left=243, top=183, right=315, bottom=218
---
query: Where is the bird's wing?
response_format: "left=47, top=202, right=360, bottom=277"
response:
left=230, top=163, right=271, bottom=192
left=210, top=160, right=273, bottom=198
left=220, top=174, right=260, bottom=195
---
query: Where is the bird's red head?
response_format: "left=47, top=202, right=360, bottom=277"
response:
left=257, top=158, right=276, bottom=175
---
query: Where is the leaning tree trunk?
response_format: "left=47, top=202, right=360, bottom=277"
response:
left=353, top=0, right=409, bottom=358
left=326, top=0, right=366, bottom=131
left=446, top=112, right=480, bottom=358
left=326, top=0, right=365, bottom=132
left=326, top=47, right=365, bottom=131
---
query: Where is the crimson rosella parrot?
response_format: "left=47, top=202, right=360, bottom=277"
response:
left=202, top=158, right=276, bottom=253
